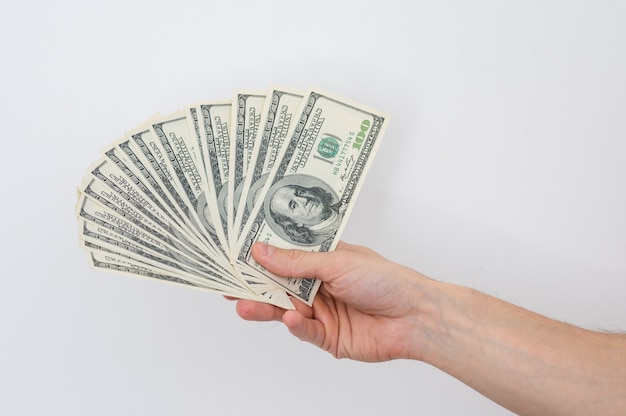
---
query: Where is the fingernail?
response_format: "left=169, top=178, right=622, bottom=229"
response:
left=257, top=243, right=275, bottom=257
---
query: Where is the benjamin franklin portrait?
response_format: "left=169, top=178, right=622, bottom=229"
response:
left=264, top=174, right=342, bottom=246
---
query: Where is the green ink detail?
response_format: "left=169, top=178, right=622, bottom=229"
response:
left=317, top=135, right=340, bottom=158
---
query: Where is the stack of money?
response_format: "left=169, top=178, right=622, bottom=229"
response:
left=76, top=87, right=389, bottom=309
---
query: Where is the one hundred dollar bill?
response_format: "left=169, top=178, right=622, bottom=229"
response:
left=76, top=178, right=238, bottom=286
left=236, top=88, right=389, bottom=305
left=231, top=87, right=304, bottom=255
left=77, top=86, right=388, bottom=310
left=228, top=91, right=266, bottom=249
left=190, top=101, right=232, bottom=251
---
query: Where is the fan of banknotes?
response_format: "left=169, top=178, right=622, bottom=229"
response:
left=76, top=87, right=389, bottom=309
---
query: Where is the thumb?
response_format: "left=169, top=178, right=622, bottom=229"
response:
left=250, top=242, right=337, bottom=282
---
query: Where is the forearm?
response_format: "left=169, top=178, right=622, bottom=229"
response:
left=410, top=277, right=626, bottom=416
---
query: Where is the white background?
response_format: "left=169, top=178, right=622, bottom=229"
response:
left=1, top=1, right=625, bottom=415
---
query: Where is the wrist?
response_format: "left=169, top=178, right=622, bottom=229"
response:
left=394, top=268, right=451, bottom=362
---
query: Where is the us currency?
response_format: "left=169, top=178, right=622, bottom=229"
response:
left=190, top=101, right=232, bottom=251
left=146, top=112, right=230, bottom=261
left=228, top=91, right=265, bottom=249
left=100, top=144, right=204, bottom=250
left=85, top=249, right=204, bottom=288
left=110, top=133, right=231, bottom=267
left=77, top=189, right=282, bottom=303
left=124, top=115, right=238, bottom=276
left=79, top=151, right=288, bottom=304
left=76, top=177, right=239, bottom=287
left=231, top=87, right=304, bottom=254
left=77, top=86, right=388, bottom=309
left=122, top=125, right=219, bottom=258
left=79, top=217, right=212, bottom=285
left=109, top=134, right=190, bottom=233
left=81, top=157, right=231, bottom=278
left=78, top=159, right=289, bottom=308
left=80, top=223, right=237, bottom=294
left=236, top=88, right=389, bottom=306
left=84, top=248, right=271, bottom=302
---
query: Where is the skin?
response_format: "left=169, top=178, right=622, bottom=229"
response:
left=230, top=241, right=626, bottom=416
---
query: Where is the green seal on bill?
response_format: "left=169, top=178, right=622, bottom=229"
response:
left=317, top=134, right=340, bottom=158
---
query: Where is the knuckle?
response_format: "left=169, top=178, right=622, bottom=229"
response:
left=285, top=248, right=309, bottom=263
left=283, top=249, right=299, bottom=261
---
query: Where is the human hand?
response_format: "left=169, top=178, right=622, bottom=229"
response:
left=233, top=242, right=626, bottom=416
left=232, top=241, right=431, bottom=362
